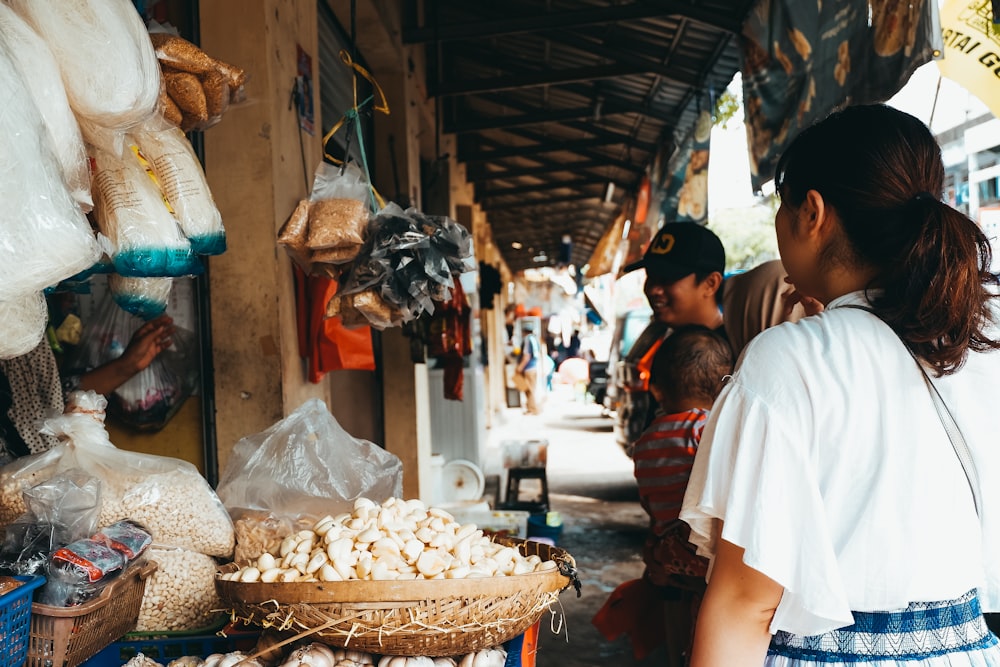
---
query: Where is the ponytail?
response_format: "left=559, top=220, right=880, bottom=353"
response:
left=873, top=199, right=1000, bottom=375
left=775, top=104, right=1000, bottom=375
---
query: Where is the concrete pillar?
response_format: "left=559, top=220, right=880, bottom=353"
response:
left=199, top=0, right=337, bottom=470
left=325, top=0, right=433, bottom=500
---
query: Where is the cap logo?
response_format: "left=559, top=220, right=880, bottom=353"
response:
left=649, top=233, right=675, bottom=255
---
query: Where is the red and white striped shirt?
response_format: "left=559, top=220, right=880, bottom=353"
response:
left=632, top=408, right=708, bottom=536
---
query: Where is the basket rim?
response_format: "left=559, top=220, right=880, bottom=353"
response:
left=31, top=559, right=157, bottom=618
left=216, top=536, right=574, bottom=605
left=218, top=565, right=567, bottom=604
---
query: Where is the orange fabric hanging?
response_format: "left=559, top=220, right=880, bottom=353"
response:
left=427, top=281, right=472, bottom=400
left=293, top=265, right=376, bottom=383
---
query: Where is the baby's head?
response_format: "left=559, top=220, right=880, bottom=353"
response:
left=650, top=325, right=733, bottom=412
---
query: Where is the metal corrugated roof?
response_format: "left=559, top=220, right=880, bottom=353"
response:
left=403, top=0, right=755, bottom=273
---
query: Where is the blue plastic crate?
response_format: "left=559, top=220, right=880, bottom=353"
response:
left=80, top=626, right=260, bottom=667
left=0, top=575, right=45, bottom=667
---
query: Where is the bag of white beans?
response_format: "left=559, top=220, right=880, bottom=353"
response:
left=0, top=391, right=235, bottom=558
left=136, top=547, right=225, bottom=632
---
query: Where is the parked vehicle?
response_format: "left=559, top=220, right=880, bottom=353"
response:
left=586, top=359, right=609, bottom=408
left=603, top=307, right=668, bottom=454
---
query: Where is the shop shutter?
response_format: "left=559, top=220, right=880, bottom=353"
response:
left=318, top=2, right=372, bottom=168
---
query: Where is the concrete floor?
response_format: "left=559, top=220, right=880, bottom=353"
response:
left=483, top=383, right=667, bottom=667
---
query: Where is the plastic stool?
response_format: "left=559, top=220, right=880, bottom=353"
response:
left=504, top=467, right=549, bottom=513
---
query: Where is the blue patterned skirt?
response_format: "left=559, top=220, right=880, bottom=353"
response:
left=767, top=591, right=1000, bottom=665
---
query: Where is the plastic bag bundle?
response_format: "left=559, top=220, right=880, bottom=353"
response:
left=217, top=399, right=403, bottom=523
left=130, top=124, right=226, bottom=255
left=0, top=292, right=48, bottom=360
left=0, top=5, right=91, bottom=211
left=109, top=274, right=173, bottom=320
left=0, top=391, right=235, bottom=558
left=278, top=162, right=372, bottom=275
left=8, top=0, right=160, bottom=130
left=90, top=141, right=202, bottom=278
left=327, top=204, right=476, bottom=329
left=0, top=41, right=101, bottom=301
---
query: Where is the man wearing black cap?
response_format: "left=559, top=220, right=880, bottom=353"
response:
left=615, top=222, right=727, bottom=455
left=625, top=222, right=725, bottom=332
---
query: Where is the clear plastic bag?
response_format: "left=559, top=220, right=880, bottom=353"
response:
left=130, top=123, right=226, bottom=255
left=0, top=471, right=102, bottom=576
left=0, top=292, right=48, bottom=360
left=0, top=4, right=91, bottom=211
left=0, top=40, right=101, bottom=303
left=217, top=399, right=403, bottom=524
left=8, top=0, right=160, bottom=130
left=0, top=391, right=234, bottom=558
left=71, top=292, right=198, bottom=431
left=89, top=140, right=202, bottom=278
left=278, top=162, right=373, bottom=274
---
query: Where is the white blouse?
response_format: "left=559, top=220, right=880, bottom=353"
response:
left=680, top=291, right=1000, bottom=636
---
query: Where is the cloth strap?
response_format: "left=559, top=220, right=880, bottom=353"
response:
left=842, top=304, right=982, bottom=516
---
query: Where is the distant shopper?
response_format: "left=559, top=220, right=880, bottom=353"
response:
left=515, top=322, right=541, bottom=415
left=633, top=325, right=733, bottom=667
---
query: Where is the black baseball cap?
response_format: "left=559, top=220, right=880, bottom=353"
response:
left=624, top=222, right=725, bottom=281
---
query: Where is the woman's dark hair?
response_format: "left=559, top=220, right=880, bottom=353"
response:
left=650, top=325, right=733, bottom=405
left=775, top=104, right=999, bottom=375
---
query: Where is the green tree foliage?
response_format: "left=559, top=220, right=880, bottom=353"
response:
left=713, top=89, right=741, bottom=130
left=707, top=195, right=781, bottom=272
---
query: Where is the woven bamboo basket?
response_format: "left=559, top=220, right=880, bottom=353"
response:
left=216, top=537, right=576, bottom=657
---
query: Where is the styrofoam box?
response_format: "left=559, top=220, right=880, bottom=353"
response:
left=448, top=508, right=531, bottom=538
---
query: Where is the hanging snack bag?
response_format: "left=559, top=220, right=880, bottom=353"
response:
left=89, top=140, right=202, bottom=278
left=305, top=161, right=371, bottom=260
left=0, top=4, right=91, bottom=211
left=148, top=29, right=246, bottom=131
left=9, top=0, right=160, bottom=130
left=130, top=123, right=226, bottom=255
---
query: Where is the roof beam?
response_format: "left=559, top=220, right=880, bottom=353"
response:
left=431, top=63, right=643, bottom=98
left=402, top=1, right=742, bottom=44
left=444, top=99, right=660, bottom=134
left=482, top=192, right=614, bottom=211
left=477, top=176, right=608, bottom=199
left=405, top=3, right=672, bottom=44
left=459, top=138, right=626, bottom=164
left=466, top=159, right=613, bottom=182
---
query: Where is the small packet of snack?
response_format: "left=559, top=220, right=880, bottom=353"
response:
left=43, top=538, right=127, bottom=606
left=95, top=519, right=153, bottom=563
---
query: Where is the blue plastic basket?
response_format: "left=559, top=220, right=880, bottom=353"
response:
left=79, top=625, right=260, bottom=667
left=0, top=575, right=45, bottom=667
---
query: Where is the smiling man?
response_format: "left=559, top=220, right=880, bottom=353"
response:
left=613, top=223, right=727, bottom=456
left=627, top=222, right=726, bottom=332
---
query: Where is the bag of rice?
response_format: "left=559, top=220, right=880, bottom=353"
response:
left=8, top=0, right=160, bottom=129
left=0, top=5, right=91, bottom=211
left=0, top=39, right=101, bottom=302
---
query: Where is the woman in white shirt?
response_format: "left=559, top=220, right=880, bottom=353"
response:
left=680, top=104, right=1000, bottom=666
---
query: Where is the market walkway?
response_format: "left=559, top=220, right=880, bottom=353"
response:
left=482, top=383, right=666, bottom=667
